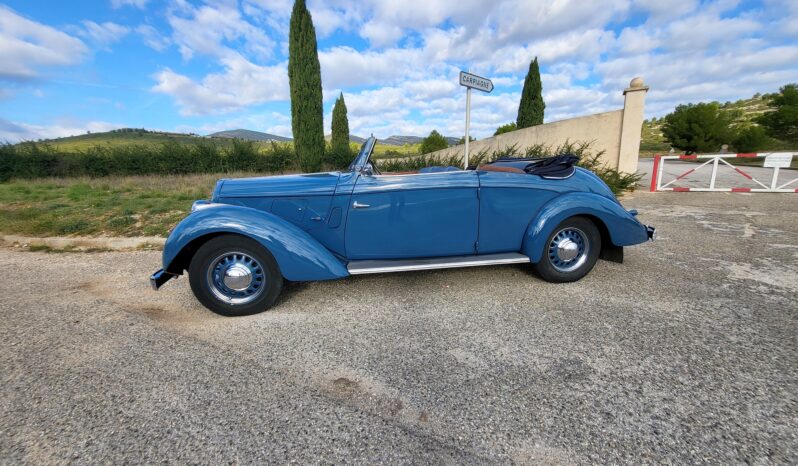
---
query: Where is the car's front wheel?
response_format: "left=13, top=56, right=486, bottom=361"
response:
left=188, top=234, right=282, bottom=316
left=532, top=216, right=601, bottom=283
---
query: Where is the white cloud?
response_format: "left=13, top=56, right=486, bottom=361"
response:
left=632, top=0, right=699, bottom=21
left=0, top=6, right=88, bottom=81
left=0, top=117, right=123, bottom=142
left=318, top=46, right=433, bottom=89
left=136, top=24, right=170, bottom=51
left=152, top=55, right=289, bottom=116
left=111, top=0, right=149, bottom=8
left=167, top=1, right=276, bottom=61
left=76, top=21, right=130, bottom=50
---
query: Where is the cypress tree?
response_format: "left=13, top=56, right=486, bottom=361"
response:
left=331, top=93, right=350, bottom=165
left=288, top=0, right=324, bottom=172
left=516, top=57, right=545, bottom=129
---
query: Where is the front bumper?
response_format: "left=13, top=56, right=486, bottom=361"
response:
left=646, top=225, right=656, bottom=241
left=150, top=269, right=176, bottom=290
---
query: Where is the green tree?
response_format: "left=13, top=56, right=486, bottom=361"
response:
left=419, top=130, right=448, bottom=154
left=661, top=102, right=736, bottom=153
left=733, top=126, right=769, bottom=152
left=757, top=83, right=798, bottom=143
left=329, top=93, right=352, bottom=168
left=494, top=122, right=517, bottom=136
left=516, top=57, right=545, bottom=129
left=288, top=0, right=324, bottom=172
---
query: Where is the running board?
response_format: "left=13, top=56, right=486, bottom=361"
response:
left=347, top=253, right=530, bottom=275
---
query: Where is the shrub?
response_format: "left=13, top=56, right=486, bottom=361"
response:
left=225, top=140, right=259, bottom=172
left=494, top=122, right=517, bottom=136
left=733, top=126, right=769, bottom=152
left=757, top=83, right=798, bottom=143
left=259, top=142, right=295, bottom=173
left=0, top=140, right=301, bottom=180
left=661, top=102, right=737, bottom=153
left=419, top=130, right=449, bottom=154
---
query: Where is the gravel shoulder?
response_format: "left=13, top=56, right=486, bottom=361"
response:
left=1, top=192, right=796, bottom=463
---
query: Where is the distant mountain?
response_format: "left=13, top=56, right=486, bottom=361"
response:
left=206, top=129, right=459, bottom=147
left=208, top=129, right=292, bottom=142
left=380, top=135, right=460, bottom=146
left=324, top=134, right=367, bottom=144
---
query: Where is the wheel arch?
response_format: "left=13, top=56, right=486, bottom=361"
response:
left=521, top=192, right=647, bottom=263
left=164, top=231, right=227, bottom=275
left=162, top=205, right=349, bottom=281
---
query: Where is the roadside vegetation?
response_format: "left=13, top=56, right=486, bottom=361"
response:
left=641, top=84, right=798, bottom=157
left=0, top=140, right=297, bottom=181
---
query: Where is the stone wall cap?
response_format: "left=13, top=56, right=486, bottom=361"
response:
left=624, top=76, right=649, bottom=94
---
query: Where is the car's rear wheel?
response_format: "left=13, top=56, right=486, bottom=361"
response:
left=188, top=234, right=282, bottom=316
left=532, top=216, right=601, bottom=283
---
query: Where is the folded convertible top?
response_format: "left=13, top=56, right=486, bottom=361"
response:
left=488, top=154, right=580, bottom=179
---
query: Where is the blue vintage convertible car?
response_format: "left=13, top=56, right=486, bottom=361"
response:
left=151, top=137, right=654, bottom=316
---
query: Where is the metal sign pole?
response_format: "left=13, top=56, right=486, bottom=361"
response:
left=464, top=87, right=471, bottom=169
left=458, top=70, right=493, bottom=170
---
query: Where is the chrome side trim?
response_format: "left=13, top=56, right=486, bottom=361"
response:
left=347, top=253, right=530, bottom=275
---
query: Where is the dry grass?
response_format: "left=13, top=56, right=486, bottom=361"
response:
left=0, top=172, right=267, bottom=237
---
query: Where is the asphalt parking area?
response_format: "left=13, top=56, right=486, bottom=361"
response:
left=1, top=192, right=796, bottom=463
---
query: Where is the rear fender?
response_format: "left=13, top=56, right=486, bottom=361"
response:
left=521, top=193, right=648, bottom=263
left=163, top=204, right=348, bottom=281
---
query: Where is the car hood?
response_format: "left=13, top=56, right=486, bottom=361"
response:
left=213, top=172, right=342, bottom=199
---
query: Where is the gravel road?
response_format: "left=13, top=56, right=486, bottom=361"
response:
left=1, top=192, right=796, bottom=464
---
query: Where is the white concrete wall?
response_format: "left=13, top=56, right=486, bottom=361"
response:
left=423, top=78, right=649, bottom=173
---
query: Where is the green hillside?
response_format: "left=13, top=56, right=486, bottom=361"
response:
left=640, top=93, right=776, bottom=156
left=37, top=128, right=223, bottom=151
left=24, top=128, right=419, bottom=156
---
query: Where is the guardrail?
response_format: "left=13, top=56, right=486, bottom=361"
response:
left=650, top=152, right=797, bottom=193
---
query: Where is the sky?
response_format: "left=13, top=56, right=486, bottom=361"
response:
left=0, top=0, right=796, bottom=142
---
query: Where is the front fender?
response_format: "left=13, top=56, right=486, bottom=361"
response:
left=163, top=204, right=348, bottom=281
left=521, top=193, right=648, bottom=262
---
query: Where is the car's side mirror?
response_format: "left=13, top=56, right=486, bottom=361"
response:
left=361, top=164, right=374, bottom=176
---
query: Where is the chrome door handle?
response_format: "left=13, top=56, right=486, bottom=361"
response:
left=353, top=201, right=370, bottom=209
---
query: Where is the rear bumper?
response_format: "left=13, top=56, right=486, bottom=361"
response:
left=150, top=269, right=176, bottom=290
left=646, top=225, right=656, bottom=241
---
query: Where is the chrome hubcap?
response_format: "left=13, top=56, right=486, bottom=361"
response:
left=223, top=264, right=253, bottom=291
left=207, top=252, right=266, bottom=305
left=556, top=239, right=579, bottom=261
left=548, top=227, right=589, bottom=273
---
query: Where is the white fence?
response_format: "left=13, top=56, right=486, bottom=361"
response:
left=651, top=152, right=797, bottom=193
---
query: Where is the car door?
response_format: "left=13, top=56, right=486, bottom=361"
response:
left=345, top=171, right=479, bottom=260
left=476, top=170, right=566, bottom=254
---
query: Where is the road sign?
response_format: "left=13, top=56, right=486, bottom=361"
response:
left=459, top=71, right=494, bottom=93
left=763, top=152, right=793, bottom=168
left=459, top=71, right=494, bottom=169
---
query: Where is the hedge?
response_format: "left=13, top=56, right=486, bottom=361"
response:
left=0, top=140, right=641, bottom=194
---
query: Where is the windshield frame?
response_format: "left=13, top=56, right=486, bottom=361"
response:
left=348, top=137, right=377, bottom=173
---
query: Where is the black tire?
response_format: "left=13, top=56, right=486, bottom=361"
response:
left=532, top=216, right=601, bottom=283
left=188, top=234, right=283, bottom=316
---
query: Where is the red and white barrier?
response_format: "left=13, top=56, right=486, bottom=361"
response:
left=650, top=152, right=797, bottom=193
